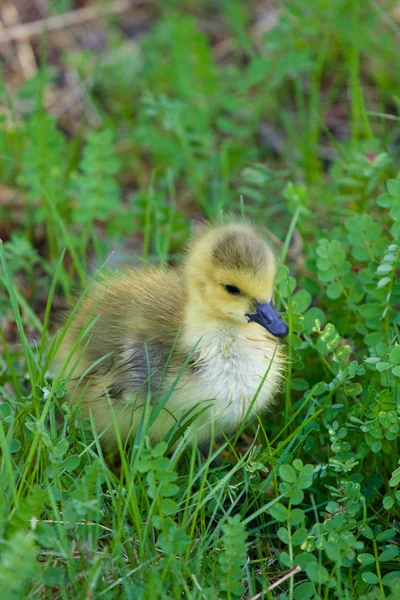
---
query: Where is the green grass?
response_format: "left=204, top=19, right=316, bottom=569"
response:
left=1, top=1, right=400, bottom=598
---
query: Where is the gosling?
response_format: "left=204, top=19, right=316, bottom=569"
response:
left=56, top=221, right=288, bottom=448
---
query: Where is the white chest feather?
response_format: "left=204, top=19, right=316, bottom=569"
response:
left=161, top=326, right=283, bottom=444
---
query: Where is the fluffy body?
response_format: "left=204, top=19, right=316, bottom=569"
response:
left=56, top=221, right=285, bottom=447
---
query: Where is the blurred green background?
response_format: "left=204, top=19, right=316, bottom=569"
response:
left=1, top=1, right=400, bottom=599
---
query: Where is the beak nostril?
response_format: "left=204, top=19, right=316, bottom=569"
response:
left=246, top=300, right=288, bottom=338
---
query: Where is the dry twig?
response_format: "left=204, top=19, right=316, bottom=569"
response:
left=249, top=565, right=302, bottom=599
left=0, top=0, right=143, bottom=45
left=0, top=1, right=37, bottom=77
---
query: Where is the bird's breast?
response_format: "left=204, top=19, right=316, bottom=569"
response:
left=165, top=327, right=283, bottom=441
left=192, top=332, right=281, bottom=406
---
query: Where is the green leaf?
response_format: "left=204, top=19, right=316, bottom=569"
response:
left=362, top=572, right=379, bottom=585
left=333, top=512, right=345, bottom=529
left=292, top=527, right=308, bottom=546
left=157, top=523, right=190, bottom=556
left=61, top=455, right=80, bottom=472
left=376, top=529, right=396, bottom=542
left=70, top=129, right=121, bottom=223
left=376, top=362, right=392, bottom=372
left=293, top=582, right=316, bottom=600
left=291, top=488, right=305, bottom=505
left=387, top=178, right=398, bottom=196
left=305, top=562, right=329, bottom=584
left=53, top=439, right=69, bottom=459
left=152, top=442, right=168, bottom=457
left=325, top=541, right=341, bottom=562
left=42, top=567, right=64, bottom=587
left=371, top=441, right=382, bottom=453
left=377, top=276, right=391, bottom=289
left=280, top=464, right=297, bottom=483
left=289, top=508, right=305, bottom=526
left=316, top=241, right=329, bottom=258
left=291, top=378, right=309, bottom=391
left=303, top=307, right=326, bottom=334
left=389, top=467, right=400, bottom=487
left=278, top=527, right=289, bottom=544
left=326, top=281, right=342, bottom=300
left=377, top=192, right=393, bottom=207
left=293, top=459, right=304, bottom=471
left=382, top=571, right=400, bottom=587
left=0, top=403, right=12, bottom=418
left=295, top=553, right=317, bottom=569
left=360, top=525, right=374, bottom=540
left=359, top=303, right=382, bottom=319
left=379, top=546, right=398, bottom=562
left=279, top=551, right=293, bottom=568
left=383, top=496, right=394, bottom=510
left=161, top=483, right=180, bottom=498
left=160, top=499, right=179, bottom=514
left=346, top=382, right=362, bottom=397
left=292, top=289, right=312, bottom=313
left=269, top=502, right=289, bottom=522
left=297, top=470, right=313, bottom=490
left=19, top=113, right=67, bottom=206
left=153, top=457, right=170, bottom=471
left=376, top=263, right=392, bottom=274
left=9, top=439, right=21, bottom=453
left=357, top=553, right=375, bottom=566
left=389, top=346, right=400, bottom=364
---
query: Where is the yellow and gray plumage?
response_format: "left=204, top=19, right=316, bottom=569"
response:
left=56, top=220, right=288, bottom=447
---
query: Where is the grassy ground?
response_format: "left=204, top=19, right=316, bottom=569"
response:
left=1, top=1, right=400, bottom=598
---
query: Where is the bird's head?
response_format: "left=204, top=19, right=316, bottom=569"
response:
left=183, top=221, right=288, bottom=338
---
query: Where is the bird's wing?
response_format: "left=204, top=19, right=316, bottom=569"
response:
left=56, top=267, right=185, bottom=393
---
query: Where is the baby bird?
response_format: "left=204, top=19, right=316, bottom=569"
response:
left=56, top=220, right=288, bottom=448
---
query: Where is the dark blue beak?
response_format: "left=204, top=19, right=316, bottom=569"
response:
left=246, top=301, right=289, bottom=338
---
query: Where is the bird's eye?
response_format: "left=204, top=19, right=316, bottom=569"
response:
left=223, top=284, right=241, bottom=295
